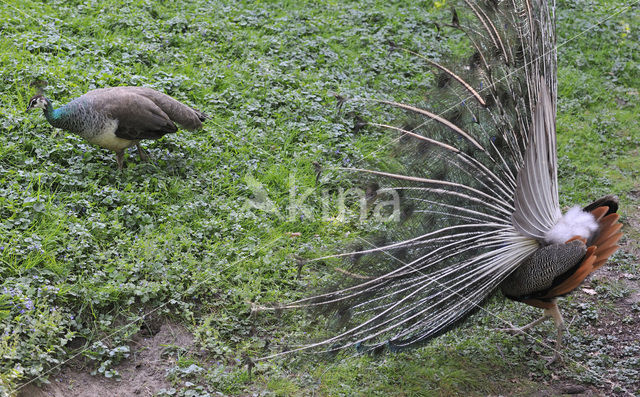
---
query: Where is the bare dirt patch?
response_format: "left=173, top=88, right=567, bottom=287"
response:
left=18, top=322, right=194, bottom=397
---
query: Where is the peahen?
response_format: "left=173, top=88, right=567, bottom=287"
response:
left=27, top=87, right=207, bottom=170
left=272, top=0, right=623, bottom=362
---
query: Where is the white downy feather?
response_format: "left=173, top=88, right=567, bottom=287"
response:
left=544, top=206, right=598, bottom=244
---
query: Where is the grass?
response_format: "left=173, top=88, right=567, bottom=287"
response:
left=0, top=0, right=639, bottom=395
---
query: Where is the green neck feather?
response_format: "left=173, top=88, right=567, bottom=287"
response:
left=43, top=100, right=63, bottom=126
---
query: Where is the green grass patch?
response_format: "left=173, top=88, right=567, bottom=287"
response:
left=0, top=0, right=638, bottom=395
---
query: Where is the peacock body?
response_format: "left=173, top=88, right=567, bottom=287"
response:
left=275, top=0, right=623, bottom=360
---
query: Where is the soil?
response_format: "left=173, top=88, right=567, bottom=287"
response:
left=17, top=322, right=194, bottom=397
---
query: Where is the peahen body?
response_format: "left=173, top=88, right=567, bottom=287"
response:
left=27, top=87, right=207, bottom=170
left=273, top=0, right=623, bottom=362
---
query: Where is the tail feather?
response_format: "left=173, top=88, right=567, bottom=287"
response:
left=270, top=0, right=564, bottom=353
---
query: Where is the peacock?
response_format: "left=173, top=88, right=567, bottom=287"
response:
left=268, top=0, right=623, bottom=363
left=27, top=87, right=207, bottom=170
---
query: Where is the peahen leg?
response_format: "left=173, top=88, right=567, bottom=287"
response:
left=136, top=143, right=149, bottom=161
left=115, top=150, right=125, bottom=171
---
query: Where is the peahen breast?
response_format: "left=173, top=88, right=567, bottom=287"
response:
left=46, top=97, right=116, bottom=141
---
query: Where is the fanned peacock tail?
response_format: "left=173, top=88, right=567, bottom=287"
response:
left=270, top=0, right=571, bottom=353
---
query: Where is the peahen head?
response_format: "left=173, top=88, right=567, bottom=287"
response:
left=26, top=94, right=50, bottom=111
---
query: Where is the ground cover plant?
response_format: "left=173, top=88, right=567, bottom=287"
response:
left=0, top=0, right=638, bottom=395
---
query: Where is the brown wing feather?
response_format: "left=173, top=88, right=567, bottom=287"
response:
left=105, top=93, right=178, bottom=140
left=590, top=206, right=609, bottom=222
left=81, top=87, right=206, bottom=140
left=593, top=214, right=622, bottom=245
left=122, top=87, right=207, bottom=130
